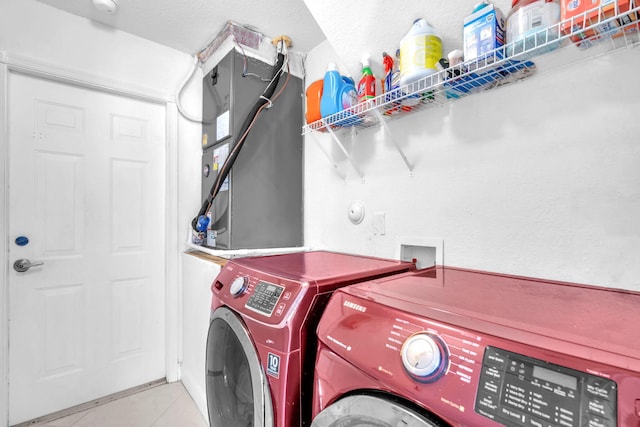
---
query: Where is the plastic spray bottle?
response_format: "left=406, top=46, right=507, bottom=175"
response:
left=382, top=51, right=400, bottom=115
left=357, top=56, right=376, bottom=104
left=382, top=52, right=394, bottom=96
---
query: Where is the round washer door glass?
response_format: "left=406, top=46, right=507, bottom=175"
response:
left=206, top=307, right=273, bottom=427
left=311, top=395, right=447, bottom=427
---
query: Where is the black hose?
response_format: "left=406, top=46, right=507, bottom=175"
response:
left=191, top=52, right=286, bottom=231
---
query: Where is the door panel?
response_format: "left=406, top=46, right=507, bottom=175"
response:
left=37, top=151, right=84, bottom=255
left=38, top=283, right=85, bottom=379
left=8, top=72, right=166, bottom=425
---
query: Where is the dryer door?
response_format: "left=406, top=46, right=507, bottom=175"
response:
left=206, top=307, right=274, bottom=427
left=311, top=395, right=447, bottom=427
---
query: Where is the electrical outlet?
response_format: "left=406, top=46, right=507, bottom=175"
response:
left=373, top=212, right=385, bottom=235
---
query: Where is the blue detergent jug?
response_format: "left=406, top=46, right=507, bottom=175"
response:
left=320, top=63, right=360, bottom=126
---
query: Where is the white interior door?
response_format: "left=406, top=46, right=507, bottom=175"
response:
left=8, top=72, right=167, bottom=425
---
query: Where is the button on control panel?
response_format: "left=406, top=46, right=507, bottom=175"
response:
left=475, top=347, right=617, bottom=427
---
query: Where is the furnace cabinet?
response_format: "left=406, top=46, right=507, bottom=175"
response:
left=201, top=50, right=303, bottom=250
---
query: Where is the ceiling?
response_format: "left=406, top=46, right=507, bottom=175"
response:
left=35, top=0, right=515, bottom=80
left=36, top=0, right=327, bottom=55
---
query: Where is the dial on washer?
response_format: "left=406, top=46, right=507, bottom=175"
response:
left=401, top=333, right=448, bottom=383
left=229, top=276, right=248, bottom=297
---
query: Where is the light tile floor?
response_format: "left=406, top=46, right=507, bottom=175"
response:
left=27, top=382, right=207, bottom=427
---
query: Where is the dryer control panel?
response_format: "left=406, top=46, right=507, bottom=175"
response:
left=245, top=280, right=285, bottom=316
left=475, top=346, right=617, bottom=427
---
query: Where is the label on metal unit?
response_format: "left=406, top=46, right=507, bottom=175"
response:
left=267, top=352, right=280, bottom=378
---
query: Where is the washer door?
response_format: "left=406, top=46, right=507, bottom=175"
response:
left=206, top=307, right=273, bottom=427
left=311, top=395, right=447, bottom=427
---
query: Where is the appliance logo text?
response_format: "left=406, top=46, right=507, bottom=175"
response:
left=343, top=300, right=367, bottom=313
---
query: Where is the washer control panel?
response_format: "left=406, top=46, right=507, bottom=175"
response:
left=475, top=346, right=617, bottom=427
left=244, top=280, right=285, bottom=317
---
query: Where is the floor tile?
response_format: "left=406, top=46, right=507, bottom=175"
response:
left=22, top=382, right=205, bottom=427
left=41, top=410, right=91, bottom=426
left=67, top=384, right=183, bottom=427
left=151, top=392, right=207, bottom=427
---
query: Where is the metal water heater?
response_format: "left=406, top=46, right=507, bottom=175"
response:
left=201, top=50, right=303, bottom=250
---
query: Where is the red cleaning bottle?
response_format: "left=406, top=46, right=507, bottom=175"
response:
left=357, top=56, right=376, bottom=104
left=382, top=52, right=394, bottom=96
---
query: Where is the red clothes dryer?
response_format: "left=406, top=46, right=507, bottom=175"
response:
left=312, top=267, right=640, bottom=427
left=205, top=250, right=414, bottom=427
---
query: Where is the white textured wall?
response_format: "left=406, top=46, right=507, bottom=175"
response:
left=0, top=0, right=194, bottom=98
left=304, top=40, right=640, bottom=291
left=180, top=254, right=221, bottom=422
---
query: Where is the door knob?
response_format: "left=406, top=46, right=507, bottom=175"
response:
left=13, top=258, right=44, bottom=273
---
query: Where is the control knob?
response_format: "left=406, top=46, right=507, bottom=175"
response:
left=401, top=332, right=448, bottom=383
left=229, top=276, right=248, bottom=297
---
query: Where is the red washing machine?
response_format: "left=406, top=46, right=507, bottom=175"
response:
left=205, top=250, right=415, bottom=427
left=312, top=267, right=640, bottom=427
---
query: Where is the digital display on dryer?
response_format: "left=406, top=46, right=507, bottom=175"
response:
left=533, top=365, right=577, bottom=390
left=245, top=281, right=284, bottom=316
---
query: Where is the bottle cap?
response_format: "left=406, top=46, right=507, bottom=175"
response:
left=447, top=49, right=464, bottom=66
left=361, top=55, right=371, bottom=67
left=327, top=62, right=337, bottom=71
left=473, top=1, right=489, bottom=12
left=412, top=18, right=429, bottom=28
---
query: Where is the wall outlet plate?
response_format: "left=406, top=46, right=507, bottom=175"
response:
left=396, top=237, right=444, bottom=269
left=372, top=211, right=385, bottom=235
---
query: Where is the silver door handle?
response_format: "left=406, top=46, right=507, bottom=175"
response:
left=13, top=258, right=44, bottom=273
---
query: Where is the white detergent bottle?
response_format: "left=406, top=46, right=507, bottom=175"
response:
left=399, top=19, right=443, bottom=88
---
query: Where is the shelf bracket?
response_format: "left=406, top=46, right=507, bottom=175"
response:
left=371, top=109, right=414, bottom=175
left=323, top=120, right=364, bottom=181
left=308, top=130, right=347, bottom=180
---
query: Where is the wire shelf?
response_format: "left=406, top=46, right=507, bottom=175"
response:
left=302, top=0, right=640, bottom=136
